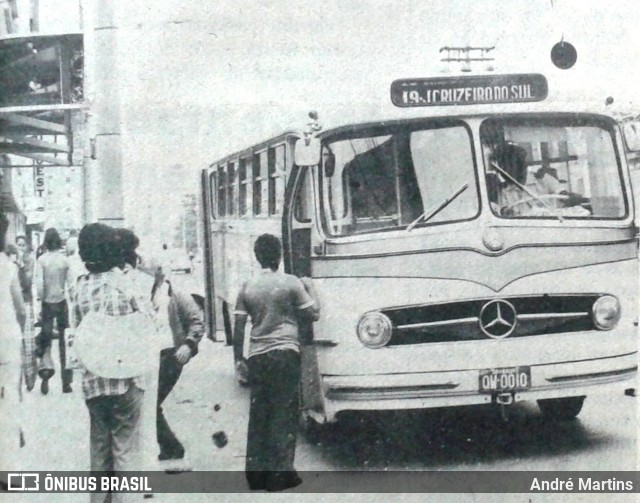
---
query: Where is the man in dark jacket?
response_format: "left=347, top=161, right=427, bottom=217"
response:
left=151, top=277, right=204, bottom=462
left=117, top=232, right=205, bottom=466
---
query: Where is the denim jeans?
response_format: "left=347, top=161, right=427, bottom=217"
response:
left=86, top=384, right=144, bottom=474
left=38, top=300, right=72, bottom=386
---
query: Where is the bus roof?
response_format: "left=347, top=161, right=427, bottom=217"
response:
left=208, top=71, right=636, bottom=165
left=209, top=108, right=620, bottom=167
left=316, top=110, right=618, bottom=140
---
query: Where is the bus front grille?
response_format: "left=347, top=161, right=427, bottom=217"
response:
left=382, top=295, right=599, bottom=345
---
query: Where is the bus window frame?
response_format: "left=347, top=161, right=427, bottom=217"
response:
left=238, top=157, right=250, bottom=217
left=480, top=114, right=630, bottom=221
left=317, top=118, right=482, bottom=238
left=227, top=160, right=237, bottom=216
left=217, top=165, right=227, bottom=217
left=252, top=151, right=263, bottom=216
left=269, top=144, right=287, bottom=216
left=259, top=150, right=269, bottom=217
left=268, top=147, right=277, bottom=215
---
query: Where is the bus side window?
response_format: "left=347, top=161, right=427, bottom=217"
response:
left=268, top=148, right=276, bottom=214
left=252, top=153, right=261, bottom=215
left=217, top=166, right=227, bottom=217
left=227, top=161, right=236, bottom=216
left=269, top=144, right=286, bottom=216
left=260, top=151, right=269, bottom=216
left=239, top=158, right=248, bottom=216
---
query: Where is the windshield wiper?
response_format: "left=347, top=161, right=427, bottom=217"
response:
left=406, top=183, right=469, bottom=232
left=490, top=161, right=563, bottom=222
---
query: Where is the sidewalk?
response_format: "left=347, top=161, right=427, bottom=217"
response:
left=12, top=336, right=250, bottom=473
left=159, top=337, right=251, bottom=472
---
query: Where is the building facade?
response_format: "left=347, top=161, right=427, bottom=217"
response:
left=0, top=0, right=84, bottom=246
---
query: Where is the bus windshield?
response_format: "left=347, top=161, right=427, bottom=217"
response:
left=320, top=123, right=479, bottom=236
left=481, top=117, right=627, bottom=219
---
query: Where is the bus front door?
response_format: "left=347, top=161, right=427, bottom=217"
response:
left=282, top=165, right=325, bottom=419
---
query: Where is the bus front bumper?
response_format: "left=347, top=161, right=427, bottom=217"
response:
left=319, top=352, right=637, bottom=422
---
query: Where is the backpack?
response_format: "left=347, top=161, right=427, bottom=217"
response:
left=74, top=285, right=157, bottom=379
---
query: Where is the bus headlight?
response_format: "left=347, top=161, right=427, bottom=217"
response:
left=357, top=312, right=393, bottom=348
left=592, top=295, right=621, bottom=330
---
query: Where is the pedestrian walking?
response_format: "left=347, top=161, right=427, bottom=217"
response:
left=73, top=223, right=149, bottom=501
left=114, top=229, right=178, bottom=475
left=66, top=230, right=87, bottom=292
left=233, top=233, right=320, bottom=491
left=151, top=269, right=204, bottom=466
left=160, top=243, right=172, bottom=281
left=5, top=243, right=19, bottom=263
left=0, top=212, right=27, bottom=476
left=118, top=231, right=204, bottom=469
left=15, top=235, right=37, bottom=392
left=35, top=227, right=73, bottom=394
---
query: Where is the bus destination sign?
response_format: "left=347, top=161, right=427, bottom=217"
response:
left=390, top=74, right=548, bottom=107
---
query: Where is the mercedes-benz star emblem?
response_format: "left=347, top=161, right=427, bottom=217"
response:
left=479, top=299, right=517, bottom=339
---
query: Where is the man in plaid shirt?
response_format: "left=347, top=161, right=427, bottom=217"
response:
left=72, top=223, right=146, bottom=483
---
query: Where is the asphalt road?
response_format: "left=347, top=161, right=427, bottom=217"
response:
left=295, top=391, right=637, bottom=472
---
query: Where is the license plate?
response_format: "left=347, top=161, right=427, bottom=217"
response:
left=479, top=366, right=531, bottom=393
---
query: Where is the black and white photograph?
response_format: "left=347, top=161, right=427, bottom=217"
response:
left=0, top=1, right=638, bottom=502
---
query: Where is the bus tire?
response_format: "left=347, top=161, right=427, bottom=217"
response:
left=222, top=302, right=233, bottom=346
left=537, top=396, right=585, bottom=420
left=301, top=413, right=329, bottom=443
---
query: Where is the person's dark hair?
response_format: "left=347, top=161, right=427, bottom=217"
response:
left=43, top=227, right=62, bottom=251
left=5, top=243, right=18, bottom=257
left=0, top=211, right=8, bottom=251
left=115, top=228, right=140, bottom=268
left=254, top=233, right=281, bottom=271
left=492, top=144, right=529, bottom=186
left=78, top=223, right=124, bottom=273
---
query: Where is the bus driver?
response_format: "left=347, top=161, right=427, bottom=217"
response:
left=489, top=143, right=535, bottom=216
left=488, top=144, right=589, bottom=217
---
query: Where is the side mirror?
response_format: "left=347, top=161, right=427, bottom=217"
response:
left=295, top=138, right=321, bottom=166
left=622, top=121, right=640, bottom=152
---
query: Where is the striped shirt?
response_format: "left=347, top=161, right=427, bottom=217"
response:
left=234, top=269, right=314, bottom=358
left=72, top=269, right=141, bottom=400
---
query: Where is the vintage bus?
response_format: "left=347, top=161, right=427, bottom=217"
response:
left=201, top=73, right=638, bottom=425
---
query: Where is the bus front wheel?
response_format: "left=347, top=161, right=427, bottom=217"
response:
left=301, top=413, right=330, bottom=443
left=537, top=396, right=585, bottom=420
